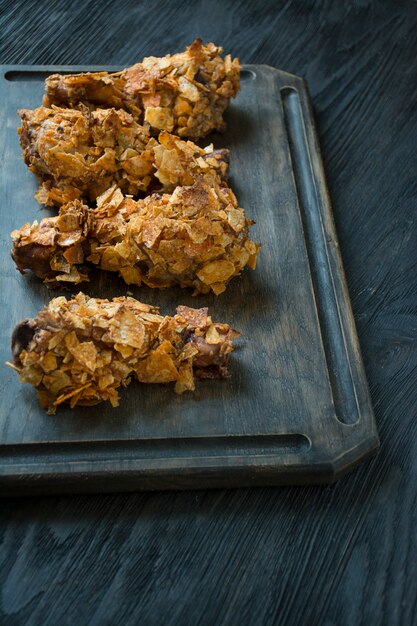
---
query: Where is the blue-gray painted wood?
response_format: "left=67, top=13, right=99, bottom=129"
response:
left=0, top=1, right=416, bottom=625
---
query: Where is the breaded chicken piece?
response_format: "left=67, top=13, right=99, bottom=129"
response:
left=18, top=106, right=229, bottom=207
left=43, top=39, right=240, bottom=139
left=12, top=179, right=259, bottom=295
left=9, top=293, right=239, bottom=412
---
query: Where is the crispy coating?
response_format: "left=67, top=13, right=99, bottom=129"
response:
left=18, top=107, right=229, bottom=207
left=8, top=293, right=239, bottom=412
left=43, top=39, right=240, bottom=139
left=12, top=179, right=260, bottom=295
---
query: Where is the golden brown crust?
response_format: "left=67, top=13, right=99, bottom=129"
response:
left=8, top=293, right=239, bottom=412
left=43, top=40, right=240, bottom=139
left=11, top=179, right=260, bottom=295
left=18, top=106, right=229, bottom=207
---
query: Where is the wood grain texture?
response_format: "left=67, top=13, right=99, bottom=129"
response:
left=0, top=0, right=416, bottom=624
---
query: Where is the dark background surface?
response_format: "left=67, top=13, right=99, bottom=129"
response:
left=1, top=1, right=416, bottom=624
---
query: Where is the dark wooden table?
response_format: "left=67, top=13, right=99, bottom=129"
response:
left=1, top=1, right=416, bottom=624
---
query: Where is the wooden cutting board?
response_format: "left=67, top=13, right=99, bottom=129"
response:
left=0, top=64, right=379, bottom=495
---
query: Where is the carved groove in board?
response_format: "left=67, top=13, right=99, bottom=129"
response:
left=5, top=68, right=258, bottom=83
left=281, top=86, right=360, bottom=425
left=1, top=434, right=310, bottom=467
left=5, top=67, right=258, bottom=83
left=240, top=69, right=256, bottom=80
left=4, top=70, right=83, bottom=81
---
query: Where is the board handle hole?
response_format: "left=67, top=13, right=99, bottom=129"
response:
left=241, top=69, right=256, bottom=81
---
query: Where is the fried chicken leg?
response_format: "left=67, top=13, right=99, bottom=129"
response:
left=18, top=106, right=229, bottom=207
left=12, top=179, right=259, bottom=295
left=43, top=39, right=240, bottom=139
left=8, top=293, right=239, bottom=412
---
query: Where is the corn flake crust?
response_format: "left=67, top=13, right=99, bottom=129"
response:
left=8, top=293, right=239, bottom=413
left=12, top=178, right=260, bottom=295
left=43, top=40, right=240, bottom=139
left=18, top=106, right=229, bottom=207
